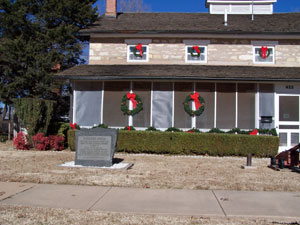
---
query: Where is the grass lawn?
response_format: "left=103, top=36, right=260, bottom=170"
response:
left=0, top=141, right=299, bottom=225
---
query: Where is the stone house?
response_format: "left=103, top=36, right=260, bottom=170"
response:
left=58, top=0, right=300, bottom=152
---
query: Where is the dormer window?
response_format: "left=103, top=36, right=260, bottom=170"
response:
left=253, top=46, right=275, bottom=64
left=127, top=44, right=149, bottom=62
left=185, top=45, right=207, bottom=63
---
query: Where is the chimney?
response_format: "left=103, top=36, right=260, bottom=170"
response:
left=106, top=0, right=117, bottom=18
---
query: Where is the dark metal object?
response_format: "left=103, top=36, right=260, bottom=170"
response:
left=261, top=116, right=273, bottom=123
left=270, top=156, right=276, bottom=165
left=247, top=154, right=252, bottom=167
left=278, top=159, right=285, bottom=169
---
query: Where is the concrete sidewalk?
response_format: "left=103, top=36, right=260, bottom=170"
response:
left=0, top=182, right=300, bottom=218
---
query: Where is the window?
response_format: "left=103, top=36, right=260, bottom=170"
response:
left=216, top=83, right=236, bottom=129
left=253, top=46, right=275, bottom=64
left=174, top=82, right=193, bottom=129
left=196, top=83, right=215, bottom=129
left=132, top=82, right=151, bottom=128
left=186, top=46, right=207, bottom=63
left=238, top=83, right=255, bottom=129
left=127, top=44, right=148, bottom=62
left=103, top=82, right=130, bottom=127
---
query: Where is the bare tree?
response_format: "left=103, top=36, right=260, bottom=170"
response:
left=119, top=0, right=151, bottom=12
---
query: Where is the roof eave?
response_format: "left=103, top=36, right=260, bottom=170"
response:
left=56, top=75, right=300, bottom=83
left=82, top=31, right=300, bottom=40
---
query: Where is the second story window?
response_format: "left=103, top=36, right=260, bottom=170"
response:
left=186, top=45, right=207, bottom=63
left=127, top=44, right=148, bottom=62
left=253, top=46, right=275, bottom=64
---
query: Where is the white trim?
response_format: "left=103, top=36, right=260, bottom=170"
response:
left=255, top=83, right=260, bottom=128
left=235, top=83, right=238, bottom=128
left=172, top=82, right=175, bottom=127
left=73, top=82, right=76, bottom=124
left=150, top=82, right=153, bottom=127
left=276, top=93, right=300, bottom=152
left=101, top=82, right=104, bottom=124
left=252, top=46, right=275, bottom=64
left=185, top=45, right=207, bottom=63
left=127, top=45, right=149, bottom=62
left=214, top=83, right=217, bottom=128
left=128, top=81, right=133, bottom=126
left=192, top=82, right=196, bottom=128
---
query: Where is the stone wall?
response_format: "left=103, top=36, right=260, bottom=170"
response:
left=89, top=39, right=300, bottom=67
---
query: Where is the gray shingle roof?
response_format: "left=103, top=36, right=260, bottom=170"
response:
left=81, top=13, right=300, bottom=35
left=57, top=64, right=300, bottom=82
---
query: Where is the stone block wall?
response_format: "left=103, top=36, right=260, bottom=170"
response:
left=89, top=39, right=300, bottom=67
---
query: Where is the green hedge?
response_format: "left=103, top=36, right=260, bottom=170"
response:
left=67, top=129, right=75, bottom=151
left=67, top=130, right=279, bottom=157
left=48, top=122, right=69, bottom=138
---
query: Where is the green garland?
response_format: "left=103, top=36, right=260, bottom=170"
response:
left=259, top=48, right=271, bottom=58
left=183, top=93, right=205, bottom=116
left=121, top=93, right=143, bottom=116
left=133, top=47, right=143, bottom=57
left=189, top=47, right=201, bottom=57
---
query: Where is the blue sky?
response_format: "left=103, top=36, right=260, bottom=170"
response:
left=96, top=0, right=300, bottom=13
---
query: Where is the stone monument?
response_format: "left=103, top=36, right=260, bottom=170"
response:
left=75, top=127, right=118, bottom=167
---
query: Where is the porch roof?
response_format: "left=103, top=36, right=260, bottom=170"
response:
left=56, top=64, right=300, bottom=82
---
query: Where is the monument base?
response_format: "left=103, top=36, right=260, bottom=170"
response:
left=75, top=159, right=113, bottom=167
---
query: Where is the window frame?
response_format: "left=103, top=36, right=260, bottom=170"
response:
left=253, top=46, right=275, bottom=64
left=127, top=44, right=149, bottom=62
left=185, top=45, right=207, bottom=63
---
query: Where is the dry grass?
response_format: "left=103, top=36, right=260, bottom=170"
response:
left=0, top=205, right=299, bottom=225
left=0, top=141, right=299, bottom=192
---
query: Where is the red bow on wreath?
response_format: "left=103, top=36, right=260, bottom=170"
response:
left=260, top=46, right=269, bottom=59
left=127, top=92, right=138, bottom=109
left=135, top=43, right=143, bottom=56
left=190, top=92, right=202, bottom=110
left=250, top=129, right=258, bottom=135
left=70, top=123, right=77, bottom=130
left=192, top=46, right=201, bottom=54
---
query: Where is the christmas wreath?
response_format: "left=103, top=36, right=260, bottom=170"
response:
left=183, top=92, right=205, bottom=116
left=259, top=46, right=271, bottom=59
left=133, top=43, right=144, bottom=57
left=121, top=92, right=143, bottom=116
left=189, top=46, right=201, bottom=57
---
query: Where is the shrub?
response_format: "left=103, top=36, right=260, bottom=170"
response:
left=165, top=127, right=182, bottom=132
left=13, top=98, right=56, bottom=139
left=0, top=135, right=8, bottom=143
left=123, top=126, right=135, bottom=131
left=93, top=123, right=108, bottom=129
left=32, top=133, right=51, bottom=150
left=67, top=128, right=280, bottom=156
left=116, top=131, right=279, bottom=157
left=49, top=135, right=65, bottom=151
left=208, top=128, right=225, bottom=133
left=32, top=133, right=65, bottom=151
left=187, top=128, right=201, bottom=133
left=67, top=129, right=75, bottom=151
left=145, top=126, right=159, bottom=132
left=48, top=122, right=69, bottom=138
left=13, top=132, right=30, bottom=150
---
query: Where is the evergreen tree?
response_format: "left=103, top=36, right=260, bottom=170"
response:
left=0, top=0, right=98, bottom=119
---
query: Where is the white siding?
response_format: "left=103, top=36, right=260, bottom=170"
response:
left=209, top=3, right=273, bottom=14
